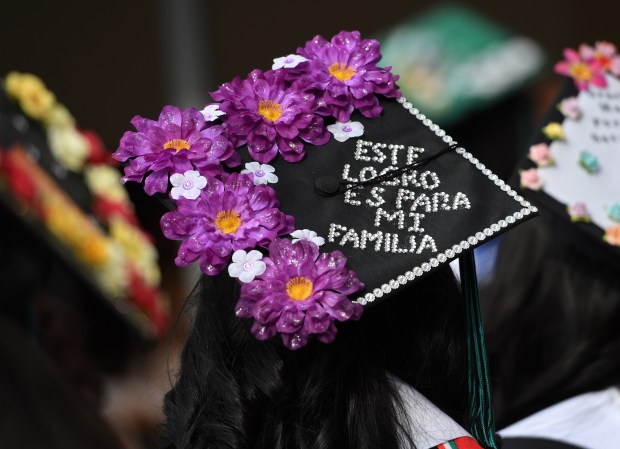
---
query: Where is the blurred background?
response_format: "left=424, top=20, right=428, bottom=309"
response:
left=1, top=1, right=619, bottom=448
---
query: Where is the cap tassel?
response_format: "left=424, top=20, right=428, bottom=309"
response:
left=459, top=251, right=498, bottom=449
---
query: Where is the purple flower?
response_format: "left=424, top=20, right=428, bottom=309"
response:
left=295, top=30, right=400, bottom=122
left=235, top=238, right=364, bottom=350
left=210, top=69, right=329, bottom=163
left=113, top=106, right=240, bottom=195
left=160, top=173, right=294, bottom=275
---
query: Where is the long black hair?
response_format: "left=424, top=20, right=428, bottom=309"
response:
left=483, top=219, right=620, bottom=427
left=163, top=264, right=468, bottom=449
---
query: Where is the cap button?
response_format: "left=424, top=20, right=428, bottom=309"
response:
left=314, top=176, right=342, bottom=197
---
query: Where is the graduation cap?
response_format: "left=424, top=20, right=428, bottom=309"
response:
left=0, top=72, right=168, bottom=343
left=515, top=42, right=620, bottom=268
left=114, top=30, right=536, bottom=448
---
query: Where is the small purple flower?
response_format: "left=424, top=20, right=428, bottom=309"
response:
left=235, top=238, right=364, bottom=350
left=160, top=173, right=294, bottom=275
left=568, top=202, right=591, bottom=222
left=113, top=106, right=240, bottom=195
left=210, top=69, right=329, bottom=163
left=296, top=30, right=400, bottom=122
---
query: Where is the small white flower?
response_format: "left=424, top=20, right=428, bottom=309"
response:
left=291, top=229, right=325, bottom=247
left=200, top=104, right=225, bottom=122
left=170, top=170, right=207, bottom=200
left=327, top=121, right=364, bottom=142
left=272, top=54, right=308, bottom=70
left=228, top=249, right=266, bottom=283
left=241, top=161, right=278, bottom=185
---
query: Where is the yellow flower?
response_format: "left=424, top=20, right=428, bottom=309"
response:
left=604, top=225, right=620, bottom=246
left=48, top=124, right=89, bottom=172
left=84, top=164, right=130, bottom=203
left=5, top=72, right=56, bottom=120
left=96, top=243, right=130, bottom=297
left=75, top=233, right=110, bottom=267
left=109, top=217, right=161, bottom=286
left=542, top=122, right=565, bottom=140
left=43, top=103, right=76, bottom=128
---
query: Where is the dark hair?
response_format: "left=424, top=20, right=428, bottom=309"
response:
left=163, top=264, right=468, bottom=449
left=483, top=218, right=620, bottom=427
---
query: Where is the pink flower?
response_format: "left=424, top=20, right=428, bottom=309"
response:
left=580, top=41, right=620, bottom=76
left=558, top=97, right=581, bottom=120
left=520, top=168, right=544, bottom=191
left=528, top=143, right=554, bottom=167
left=567, top=202, right=591, bottom=222
left=554, top=48, right=607, bottom=91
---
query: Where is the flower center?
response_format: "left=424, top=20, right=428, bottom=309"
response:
left=569, top=63, right=593, bottom=81
left=182, top=180, right=194, bottom=190
left=286, top=276, right=313, bottom=301
left=243, top=262, right=254, bottom=271
left=215, top=210, right=241, bottom=234
left=258, top=100, right=283, bottom=122
left=342, top=125, right=352, bottom=132
left=255, top=170, right=265, bottom=177
left=164, top=139, right=191, bottom=153
left=328, top=63, right=357, bottom=81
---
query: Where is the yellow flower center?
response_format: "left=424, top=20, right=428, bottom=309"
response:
left=215, top=210, right=241, bottom=234
left=328, top=62, right=357, bottom=81
left=569, top=62, right=593, bottom=81
left=257, top=100, right=282, bottom=122
left=286, top=276, right=313, bottom=301
left=164, top=139, right=190, bottom=153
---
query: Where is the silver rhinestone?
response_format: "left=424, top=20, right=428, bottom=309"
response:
left=421, top=262, right=431, bottom=272
left=373, top=288, right=383, bottom=298
left=443, top=136, right=453, bottom=143
left=476, top=232, right=485, bottom=240
left=430, top=124, right=439, bottom=131
left=456, top=147, right=465, bottom=154
left=413, top=267, right=423, bottom=276
left=430, top=258, right=439, bottom=267
left=499, top=220, right=507, bottom=227
left=501, top=185, right=510, bottom=191
left=461, top=241, right=470, bottom=249
left=468, top=236, right=478, bottom=245
left=382, top=284, right=391, bottom=293
left=530, top=206, right=538, bottom=213
left=464, top=152, right=472, bottom=160
left=437, top=253, right=447, bottom=263
left=446, top=249, right=455, bottom=258
left=405, top=271, right=415, bottom=280
left=389, top=279, right=399, bottom=289
left=482, top=169, right=491, bottom=175
left=507, top=216, right=516, bottom=224
left=357, top=298, right=367, bottom=305
left=437, top=129, right=446, bottom=137
left=471, top=157, right=479, bottom=164
left=423, top=119, right=431, bottom=126
left=403, top=101, right=413, bottom=109
left=490, top=174, right=498, bottom=181
left=454, top=245, right=463, bottom=254
left=478, top=163, right=486, bottom=170
left=523, top=201, right=531, bottom=207
left=515, top=195, right=524, bottom=202
left=515, top=212, right=524, bottom=219
left=490, top=224, right=500, bottom=232
left=417, top=113, right=426, bottom=120
left=365, top=293, right=374, bottom=302
left=508, top=190, right=517, bottom=196
left=397, top=96, right=406, bottom=104
left=397, top=275, right=406, bottom=284
left=410, top=108, right=419, bottom=115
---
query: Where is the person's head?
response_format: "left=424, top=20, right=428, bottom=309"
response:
left=163, top=264, right=467, bottom=449
left=484, top=217, right=620, bottom=427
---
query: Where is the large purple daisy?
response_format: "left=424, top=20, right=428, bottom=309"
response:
left=235, top=238, right=364, bottom=350
left=160, top=173, right=294, bottom=275
left=210, top=69, right=330, bottom=163
left=295, top=30, right=400, bottom=122
left=113, top=106, right=239, bottom=195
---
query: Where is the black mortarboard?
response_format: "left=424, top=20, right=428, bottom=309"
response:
left=260, top=96, right=536, bottom=306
